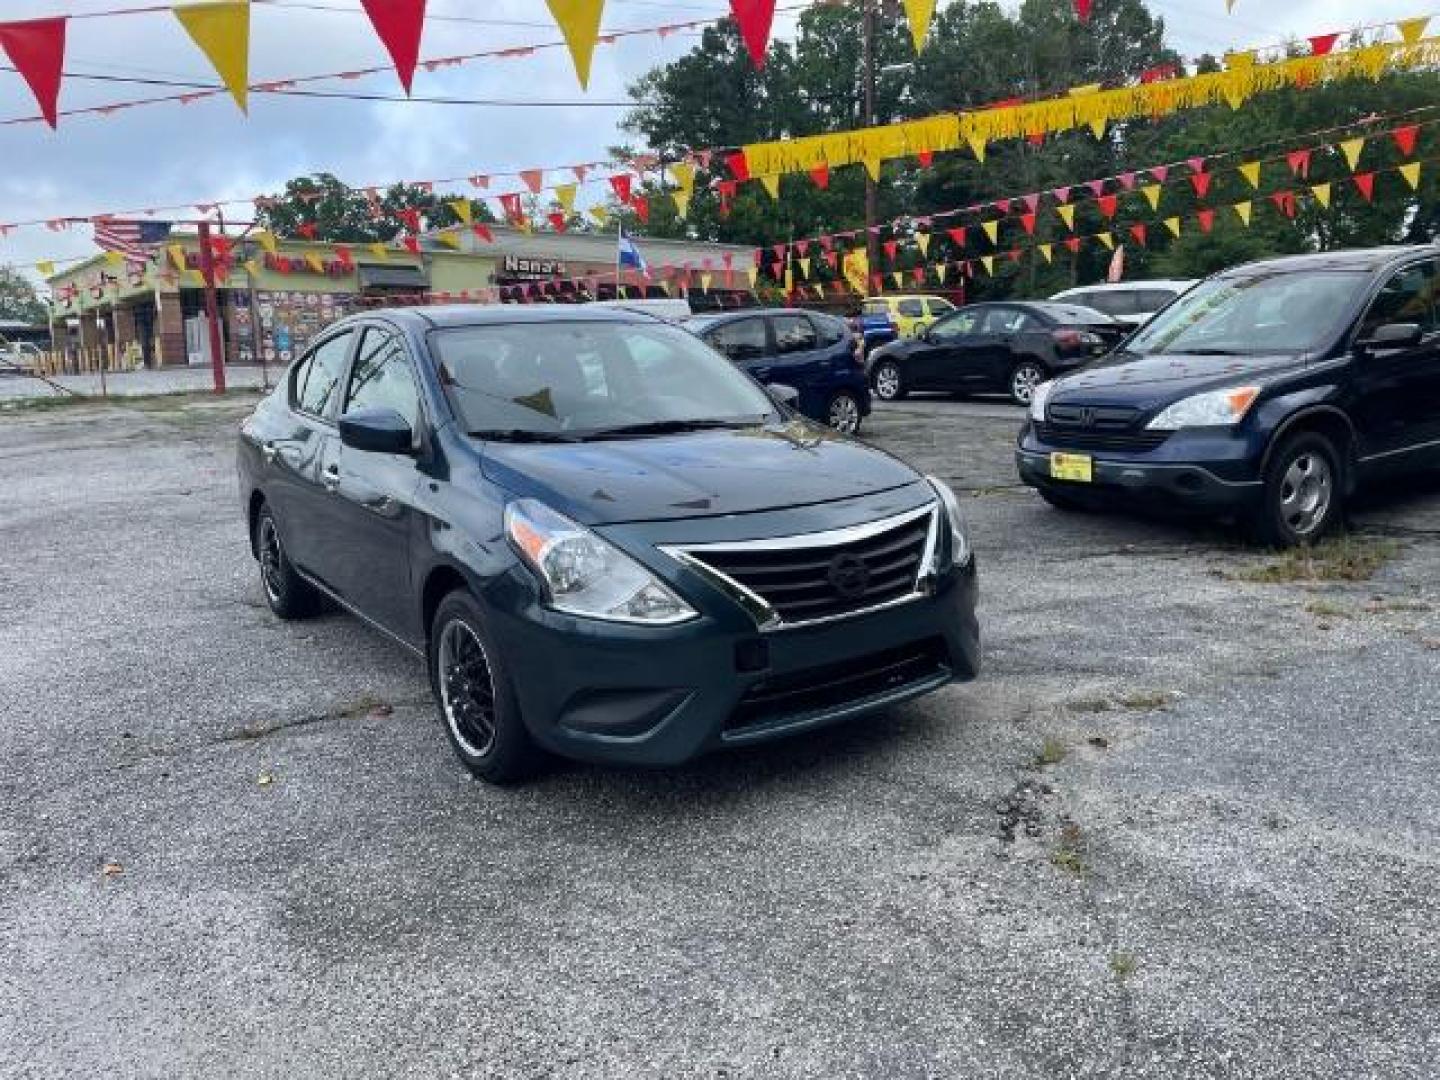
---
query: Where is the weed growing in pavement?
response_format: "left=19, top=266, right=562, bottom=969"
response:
left=1304, top=600, right=1350, bottom=618
left=1036, top=736, right=1068, bottom=768
left=1050, top=821, right=1088, bottom=877
left=1114, top=690, right=1173, bottom=710
left=1230, top=536, right=1401, bottom=584
left=1067, top=696, right=1113, bottom=714
left=1109, top=952, right=1139, bottom=981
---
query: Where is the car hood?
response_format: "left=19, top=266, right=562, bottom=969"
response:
left=1051, top=350, right=1306, bottom=408
left=476, top=422, right=921, bottom=525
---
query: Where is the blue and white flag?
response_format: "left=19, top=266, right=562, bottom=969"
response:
left=617, top=227, right=649, bottom=276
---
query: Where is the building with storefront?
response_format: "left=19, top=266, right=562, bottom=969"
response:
left=44, top=226, right=757, bottom=371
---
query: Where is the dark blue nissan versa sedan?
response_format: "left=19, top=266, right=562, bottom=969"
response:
left=239, top=306, right=980, bottom=782
left=1018, top=247, right=1440, bottom=546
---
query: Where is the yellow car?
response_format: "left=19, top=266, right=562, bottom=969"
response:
left=862, top=294, right=957, bottom=339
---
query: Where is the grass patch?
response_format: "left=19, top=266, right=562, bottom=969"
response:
left=1114, top=690, right=1172, bottom=711
left=1364, top=597, right=1432, bottom=614
left=1304, top=600, right=1350, bottom=619
left=0, top=388, right=260, bottom=414
left=1036, top=736, right=1068, bottom=769
left=1050, top=822, right=1088, bottom=877
left=1067, top=695, right=1113, bottom=715
left=1231, top=536, right=1401, bottom=585
left=1109, top=951, right=1139, bottom=981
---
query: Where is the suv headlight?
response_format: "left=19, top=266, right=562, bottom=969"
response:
left=1028, top=379, right=1055, bottom=423
left=505, top=499, right=697, bottom=625
left=925, top=476, right=972, bottom=568
left=1146, top=386, right=1260, bottom=430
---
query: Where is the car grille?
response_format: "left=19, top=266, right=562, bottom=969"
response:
left=671, top=506, right=935, bottom=627
left=1038, top=403, right=1168, bottom=453
left=728, top=637, right=951, bottom=733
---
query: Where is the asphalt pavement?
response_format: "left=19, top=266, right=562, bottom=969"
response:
left=2, top=392, right=1437, bottom=1078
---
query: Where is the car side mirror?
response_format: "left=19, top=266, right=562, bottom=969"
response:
left=338, top=407, right=414, bottom=454
left=767, top=383, right=801, bottom=410
left=1357, top=322, right=1423, bottom=352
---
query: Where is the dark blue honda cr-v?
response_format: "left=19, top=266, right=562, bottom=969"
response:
left=238, top=306, right=979, bottom=783
left=683, top=308, right=872, bottom=435
left=1017, top=246, right=1440, bottom=546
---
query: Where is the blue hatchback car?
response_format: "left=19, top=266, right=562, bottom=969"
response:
left=684, top=308, right=873, bottom=434
left=238, top=306, right=979, bottom=783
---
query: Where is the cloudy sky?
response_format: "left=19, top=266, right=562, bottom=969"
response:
left=0, top=0, right=1427, bottom=278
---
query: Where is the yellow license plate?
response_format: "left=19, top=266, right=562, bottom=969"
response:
left=1050, top=452, right=1094, bottom=483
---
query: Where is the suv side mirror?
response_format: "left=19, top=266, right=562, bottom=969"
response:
left=338, top=407, right=414, bottom=454
left=1357, top=322, right=1423, bottom=352
left=767, top=383, right=801, bottom=410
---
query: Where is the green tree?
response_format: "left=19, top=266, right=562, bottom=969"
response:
left=253, top=172, right=494, bottom=243
left=0, top=265, right=47, bottom=324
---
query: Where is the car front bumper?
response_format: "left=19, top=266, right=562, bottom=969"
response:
left=488, top=556, right=979, bottom=768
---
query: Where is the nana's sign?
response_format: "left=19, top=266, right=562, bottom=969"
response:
left=502, top=254, right=567, bottom=279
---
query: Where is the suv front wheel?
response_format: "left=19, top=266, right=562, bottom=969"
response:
left=1251, top=431, right=1343, bottom=547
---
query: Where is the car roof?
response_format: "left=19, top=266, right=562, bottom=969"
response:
left=1052, top=280, right=1195, bottom=295
left=865, top=294, right=949, bottom=302
left=1218, top=245, right=1440, bottom=278
left=355, top=304, right=656, bottom=330
left=686, top=307, right=819, bottom=328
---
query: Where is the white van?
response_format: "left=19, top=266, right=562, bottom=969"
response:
left=1049, top=280, right=1196, bottom=329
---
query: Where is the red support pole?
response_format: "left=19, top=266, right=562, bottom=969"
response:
left=196, top=220, right=227, bottom=394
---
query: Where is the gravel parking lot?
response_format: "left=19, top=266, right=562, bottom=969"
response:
left=3, top=391, right=1438, bottom=1078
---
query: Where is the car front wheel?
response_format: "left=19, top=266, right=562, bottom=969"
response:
left=826, top=390, right=863, bottom=435
left=1251, top=431, right=1342, bottom=547
left=429, top=590, right=542, bottom=784
left=873, top=361, right=906, bottom=401
left=1009, top=360, right=1047, bottom=408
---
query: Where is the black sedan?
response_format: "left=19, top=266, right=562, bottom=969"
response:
left=867, top=301, right=1128, bottom=407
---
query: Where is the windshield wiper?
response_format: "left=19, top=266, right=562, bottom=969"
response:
left=583, top=418, right=761, bottom=439
left=469, top=429, right=583, bottom=443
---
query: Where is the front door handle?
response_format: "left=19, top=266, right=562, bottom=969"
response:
left=261, top=441, right=279, bottom=465
left=321, top=464, right=341, bottom=492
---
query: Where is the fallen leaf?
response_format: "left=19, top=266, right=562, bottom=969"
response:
left=101, top=861, right=123, bottom=878
left=257, top=772, right=274, bottom=786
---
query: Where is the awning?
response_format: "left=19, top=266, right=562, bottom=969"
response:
left=357, top=265, right=429, bottom=289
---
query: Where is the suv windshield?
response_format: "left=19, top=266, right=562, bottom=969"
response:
left=1125, top=271, right=1368, bottom=356
left=430, top=320, right=776, bottom=438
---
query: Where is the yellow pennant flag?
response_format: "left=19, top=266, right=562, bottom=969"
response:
left=1238, top=162, right=1261, bottom=189
left=553, top=184, right=577, bottom=213
left=1310, top=182, right=1332, bottom=208
left=1339, top=137, right=1366, bottom=171
left=936, top=263, right=947, bottom=283
left=589, top=206, right=609, bottom=228
left=980, top=255, right=994, bottom=276
left=168, top=244, right=187, bottom=270
left=746, top=266, right=759, bottom=287
left=891, top=271, right=904, bottom=289
left=1037, top=244, right=1053, bottom=264
left=842, top=248, right=869, bottom=294
left=982, top=220, right=999, bottom=245
left=436, top=231, right=462, bottom=250
left=915, top=232, right=930, bottom=257
left=243, top=259, right=260, bottom=276
left=369, top=242, right=389, bottom=260
left=1057, top=204, right=1076, bottom=230
left=669, top=162, right=695, bottom=195
left=304, top=253, right=324, bottom=273
left=188, top=269, right=206, bottom=286
left=173, top=2, right=251, bottom=112
left=863, top=155, right=884, bottom=182
left=104, top=250, right=124, bottom=266
left=700, top=272, right=713, bottom=292
left=1164, top=217, right=1182, bottom=238
left=1398, top=16, right=1430, bottom=45
left=966, top=133, right=987, bottom=163
left=448, top=199, right=472, bottom=226
left=672, top=192, right=691, bottom=218
left=36, top=260, right=54, bottom=276
left=1141, top=184, right=1162, bottom=211
left=1399, top=162, right=1422, bottom=190
left=254, top=229, right=277, bottom=255
left=812, top=285, right=825, bottom=300
left=759, top=174, right=781, bottom=200
left=901, top=0, right=936, bottom=51
left=797, top=257, right=811, bottom=280
left=545, top=0, right=606, bottom=89
left=1233, top=201, right=1253, bottom=226
left=1096, top=232, right=1115, bottom=251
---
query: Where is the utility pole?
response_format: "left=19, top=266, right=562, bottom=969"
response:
left=196, top=219, right=227, bottom=394
left=861, top=0, right=879, bottom=285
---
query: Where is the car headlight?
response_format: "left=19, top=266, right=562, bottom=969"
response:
left=505, top=499, right=697, bottom=625
left=1028, top=379, right=1055, bottom=423
left=1146, top=386, right=1260, bottom=430
left=925, top=476, right=972, bottom=568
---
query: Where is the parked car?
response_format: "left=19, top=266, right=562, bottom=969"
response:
left=0, top=340, right=43, bottom=373
left=850, top=307, right=900, bottom=357
left=1049, top=280, right=1196, bottom=330
left=863, top=294, right=957, bottom=338
left=1018, top=247, right=1440, bottom=547
left=238, top=306, right=980, bottom=783
left=684, top=308, right=873, bottom=434
left=868, top=301, right=1128, bottom=407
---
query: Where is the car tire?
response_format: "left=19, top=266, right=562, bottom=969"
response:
left=254, top=503, right=321, bottom=619
left=1038, top=487, right=1093, bottom=513
left=429, top=589, right=543, bottom=784
left=1250, top=431, right=1343, bottom=548
left=1009, top=359, right=1047, bottom=408
left=826, top=390, right=864, bottom=435
left=873, top=361, right=906, bottom=401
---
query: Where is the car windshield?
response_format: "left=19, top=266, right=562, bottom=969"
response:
left=430, top=319, right=776, bottom=438
left=1125, top=271, right=1368, bottom=356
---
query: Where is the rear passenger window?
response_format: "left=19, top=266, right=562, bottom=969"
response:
left=771, top=314, right=818, bottom=354
left=707, top=317, right=767, bottom=360
left=897, top=299, right=925, bottom=318
left=983, top=309, right=1035, bottom=334
left=810, top=313, right=845, bottom=345
left=862, top=300, right=889, bottom=316
left=293, top=331, right=352, bottom=418
left=1359, top=262, right=1438, bottom=338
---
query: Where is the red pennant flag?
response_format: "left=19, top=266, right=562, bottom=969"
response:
left=360, top=0, right=427, bottom=94
left=1149, top=165, right=1169, bottom=185
left=1197, top=209, right=1216, bottom=234
left=870, top=273, right=884, bottom=294
left=1052, top=186, right=1072, bottom=204
left=1064, top=237, right=1081, bottom=254
left=794, top=239, right=810, bottom=256
left=498, top=192, right=523, bottom=221
left=1074, top=0, right=1092, bottom=20
left=1189, top=172, right=1213, bottom=198
left=993, top=199, right=1012, bottom=215
left=609, top=174, right=632, bottom=204
left=946, top=227, right=966, bottom=248
left=1086, top=180, right=1106, bottom=198
left=726, top=151, right=749, bottom=182
left=472, top=224, right=494, bottom=243
left=772, top=242, right=787, bottom=261
left=1270, top=190, right=1297, bottom=218
left=823, top=250, right=838, bottom=270
left=1021, top=193, right=1040, bottom=214
left=296, top=221, right=318, bottom=240
left=729, top=0, right=777, bottom=69
left=1140, top=64, right=1177, bottom=84
left=548, top=212, right=568, bottom=233
left=809, top=163, right=830, bottom=190
left=519, top=169, right=543, bottom=194
left=1019, top=213, right=1037, bottom=235
left=882, top=239, right=898, bottom=262
left=398, top=207, right=422, bottom=232
left=1287, top=149, right=1313, bottom=178
left=1117, top=172, right=1137, bottom=191
left=402, top=235, right=420, bottom=254
left=1027, top=131, right=1045, bottom=147
left=632, top=195, right=650, bottom=224
left=911, top=267, right=926, bottom=284
left=1353, top=173, right=1375, bottom=202
left=1392, top=125, right=1419, bottom=157
left=334, top=245, right=353, bottom=265
left=1129, top=223, right=1148, bottom=247
left=1097, top=195, right=1118, bottom=219
left=0, top=18, right=68, bottom=129
left=818, top=234, right=833, bottom=252
left=1186, top=157, right=1206, bottom=176
left=916, top=150, right=933, bottom=168
left=1308, top=32, right=1340, bottom=56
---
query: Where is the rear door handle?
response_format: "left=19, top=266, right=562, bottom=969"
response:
left=261, top=441, right=279, bottom=464
left=321, top=464, right=340, bottom=492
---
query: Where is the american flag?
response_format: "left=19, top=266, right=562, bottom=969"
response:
left=92, top=219, right=173, bottom=260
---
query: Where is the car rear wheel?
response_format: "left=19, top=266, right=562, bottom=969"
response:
left=826, top=390, right=863, bottom=435
left=430, top=590, right=542, bottom=784
left=1251, top=432, right=1342, bottom=547
left=1009, top=360, right=1046, bottom=408
left=873, top=361, right=906, bottom=401
left=254, top=503, right=321, bottom=619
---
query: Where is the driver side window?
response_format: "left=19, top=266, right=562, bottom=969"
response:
left=928, top=310, right=980, bottom=343
left=1358, top=262, right=1438, bottom=340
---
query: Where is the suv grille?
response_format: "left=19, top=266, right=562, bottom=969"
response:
left=671, top=507, right=935, bottom=627
left=1039, top=403, right=1168, bottom=453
